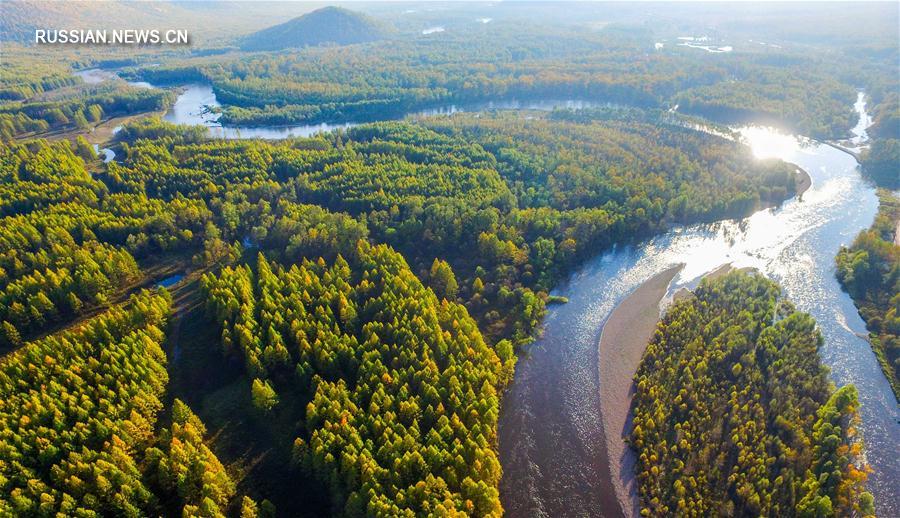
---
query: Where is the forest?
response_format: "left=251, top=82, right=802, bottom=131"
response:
left=104, top=114, right=797, bottom=343
left=0, top=49, right=175, bottom=140
left=202, top=244, right=512, bottom=515
left=631, top=271, right=875, bottom=517
left=121, top=27, right=872, bottom=139
left=0, top=2, right=896, bottom=515
left=860, top=139, right=900, bottom=189
left=0, top=289, right=270, bottom=516
left=0, top=110, right=801, bottom=513
left=836, top=190, right=900, bottom=400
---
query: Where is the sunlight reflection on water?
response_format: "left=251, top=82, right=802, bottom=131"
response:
left=739, top=125, right=801, bottom=159
left=499, top=108, right=898, bottom=517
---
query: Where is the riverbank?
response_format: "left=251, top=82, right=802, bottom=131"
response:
left=597, top=263, right=683, bottom=518
left=13, top=109, right=164, bottom=146
left=824, top=140, right=862, bottom=161
left=794, top=166, right=812, bottom=197
left=761, top=166, right=811, bottom=209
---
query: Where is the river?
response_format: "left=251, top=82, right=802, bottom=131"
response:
left=497, top=93, right=899, bottom=517
left=76, top=67, right=897, bottom=515
left=77, top=70, right=613, bottom=139
left=160, top=84, right=611, bottom=139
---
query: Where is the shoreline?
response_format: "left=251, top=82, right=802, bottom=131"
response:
left=823, top=139, right=862, bottom=161
left=794, top=166, right=812, bottom=197
left=597, top=263, right=684, bottom=518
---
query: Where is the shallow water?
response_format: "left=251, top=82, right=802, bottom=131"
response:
left=91, top=144, right=116, bottom=163
left=497, top=99, right=899, bottom=517
left=156, top=274, right=184, bottom=289
left=678, top=42, right=733, bottom=53
left=74, top=68, right=152, bottom=89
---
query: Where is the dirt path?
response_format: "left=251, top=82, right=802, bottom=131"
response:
left=597, top=264, right=683, bottom=518
left=14, top=109, right=164, bottom=146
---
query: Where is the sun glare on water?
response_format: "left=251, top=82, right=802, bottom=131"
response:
left=738, top=126, right=800, bottom=160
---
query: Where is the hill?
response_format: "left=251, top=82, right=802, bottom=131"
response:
left=239, top=6, right=385, bottom=51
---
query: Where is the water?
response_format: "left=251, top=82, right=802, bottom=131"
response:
left=74, top=68, right=117, bottom=84
left=91, top=144, right=115, bottom=163
left=498, top=98, right=898, bottom=517
left=676, top=36, right=733, bottom=53
left=849, top=91, right=872, bottom=148
left=156, top=83, right=613, bottom=139
left=156, top=274, right=184, bottom=288
left=77, top=70, right=616, bottom=140
left=678, top=42, right=734, bottom=53
left=74, top=68, right=152, bottom=89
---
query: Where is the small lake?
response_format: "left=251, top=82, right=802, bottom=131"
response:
left=75, top=68, right=153, bottom=89
left=676, top=36, right=733, bottom=53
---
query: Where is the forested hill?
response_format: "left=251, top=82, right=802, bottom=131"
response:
left=632, top=271, right=874, bottom=516
left=239, top=7, right=385, bottom=52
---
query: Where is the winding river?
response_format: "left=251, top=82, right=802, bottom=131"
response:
left=497, top=94, right=899, bottom=517
left=77, top=68, right=897, bottom=515
left=160, top=84, right=612, bottom=139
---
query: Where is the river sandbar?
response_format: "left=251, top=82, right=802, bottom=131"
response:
left=795, top=167, right=812, bottom=197
left=597, top=263, right=683, bottom=518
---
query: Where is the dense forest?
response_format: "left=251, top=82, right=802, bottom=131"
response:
left=860, top=139, right=900, bottom=189
left=121, top=29, right=868, bottom=138
left=0, top=289, right=269, bottom=516
left=836, top=190, right=900, bottom=400
left=0, top=140, right=210, bottom=347
left=0, top=110, right=801, bottom=512
left=202, top=244, right=512, bottom=515
left=631, top=271, right=875, bottom=517
left=0, top=2, right=895, bottom=514
left=105, top=114, right=797, bottom=343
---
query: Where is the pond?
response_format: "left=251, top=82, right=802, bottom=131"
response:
left=156, top=274, right=184, bottom=289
